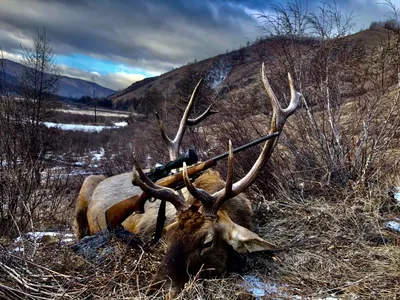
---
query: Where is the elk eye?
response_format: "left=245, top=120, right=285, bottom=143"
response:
left=203, top=240, right=213, bottom=248
left=203, top=234, right=213, bottom=248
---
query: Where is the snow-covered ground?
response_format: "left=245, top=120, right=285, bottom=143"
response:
left=113, top=121, right=128, bottom=127
left=92, top=148, right=105, bottom=161
left=241, top=275, right=344, bottom=299
left=393, top=187, right=400, bottom=204
left=241, top=275, right=293, bottom=298
left=41, top=147, right=108, bottom=178
left=384, top=218, right=400, bottom=233
left=14, top=231, right=75, bottom=243
left=43, top=121, right=128, bottom=132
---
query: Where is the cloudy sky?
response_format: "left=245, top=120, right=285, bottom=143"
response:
left=0, top=0, right=396, bottom=90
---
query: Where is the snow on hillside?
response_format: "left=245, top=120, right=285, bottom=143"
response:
left=208, top=59, right=231, bottom=89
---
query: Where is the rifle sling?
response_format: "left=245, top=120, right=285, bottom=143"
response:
left=154, top=199, right=166, bottom=243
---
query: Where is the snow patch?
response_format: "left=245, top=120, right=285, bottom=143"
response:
left=392, top=187, right=400, bottom=204
left=13, top=247, right=25, bottom=252
left=74, top=161, right=86, bottom=167
left=92, top=148, right=105, bottom=161
left=241, top=275, right=294, bottom=299
left=15, top=231, right=75, bottom=243
left=43, top=122, right=127, bottom=132
left=240, top=276, right=344, bottom=299
left=114, top=121, right=128, bottom=127
left=61, top=238, right=75, bottom=244
left=384, top=219, right=400, bottom=233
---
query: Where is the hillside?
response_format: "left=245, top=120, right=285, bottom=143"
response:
left=109, top=27, right=392, bottom=111
left=0, top=59, right=115, bottom=98
left=109, top=40, right=269, bottom=110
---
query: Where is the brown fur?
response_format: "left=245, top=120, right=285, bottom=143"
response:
left=150, top=207, right=228, bottom=294
left=189, top=169, right=253, bottom=229
left=74, top=175, right=105, bottom=239
left=119, top=169, right=254, bottom=237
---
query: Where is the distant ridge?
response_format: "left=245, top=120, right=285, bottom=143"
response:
left=0, top=58, right=116, bottom=98
left=109, top=27, right=392, bottom=111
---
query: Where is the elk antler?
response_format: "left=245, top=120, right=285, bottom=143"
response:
left=182, top=63, right=301, bottom=217
left=182, top=140, right=234, bottom=217
left=156, top=79, right=217, bottom=160
left=132, top=160, right=188, bottom=213
left=261, top=63, right=300, bottom=131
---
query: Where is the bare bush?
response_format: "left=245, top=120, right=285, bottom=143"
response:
left=257, top=0, right=400, bottom=195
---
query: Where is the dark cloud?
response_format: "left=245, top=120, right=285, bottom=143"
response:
left=0, top=0, right=396, bottom=89
left=0, top=0, right=261, bottom=74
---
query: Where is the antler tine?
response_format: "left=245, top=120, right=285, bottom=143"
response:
left=155, top=112, right=172, bottom=147
left=172, top=79, right=203, bottom=147
left=261, top=63, right=281, bottom=120
left=209, top=64, right=300, bottom=214
left=133, top=160, right=160, bottom=189
left=261, top=63, right=301, bottom=130
left=187, top=104, right=218, bottom=126
left=284, top=72, right=301, bottom=118
left=133, top=160, right=188, bottom=212
left=208, top=140, right=234, bottom=214
left=183, top=162, right=214, bottom=208
left=224, top=140, right=234, bottom=197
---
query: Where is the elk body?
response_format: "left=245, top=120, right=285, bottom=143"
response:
left=74, top=64, right=300, bottom=296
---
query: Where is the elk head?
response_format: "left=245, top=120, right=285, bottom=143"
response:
left=132, top=63, right=301, bottom=296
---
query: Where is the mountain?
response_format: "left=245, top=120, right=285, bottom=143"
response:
left=109, top=27, right=393, bottom=112
left=0, top=59, right=115, bottom=98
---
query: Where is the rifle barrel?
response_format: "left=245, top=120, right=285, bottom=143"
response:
left=211, top=131, right=280, bottom=162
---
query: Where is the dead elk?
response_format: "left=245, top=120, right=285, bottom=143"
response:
left=73, top=63, right=301, bottom=296
left=73, top=78, right=216, bottom=240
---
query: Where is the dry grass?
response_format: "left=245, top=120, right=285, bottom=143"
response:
left=256, top=191, right=400, bottom=298
left=1, top=179, right=399, bottom=299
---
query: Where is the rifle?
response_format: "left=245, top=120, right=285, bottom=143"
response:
left=144, top=149, right=199, bottom=183
left=105, top=131, right=280, bottom=229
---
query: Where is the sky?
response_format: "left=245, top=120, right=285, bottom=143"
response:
left=0, top=0, right=397, bottom=90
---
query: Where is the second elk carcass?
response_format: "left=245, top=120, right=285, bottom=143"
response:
left=74, top=63, right=301, bottom=296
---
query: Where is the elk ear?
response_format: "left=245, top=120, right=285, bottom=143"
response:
left=219, top=216, right=276, bottom=253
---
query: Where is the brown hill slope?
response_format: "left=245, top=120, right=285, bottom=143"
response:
left=110, top=27, right=392, bottom=112
left=109, top=37, right=309, bottom=110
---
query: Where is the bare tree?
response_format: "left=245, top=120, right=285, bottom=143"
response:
left=18, top=28, right=61, bottom=164
left=0, top=29, right=68, bottom=239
